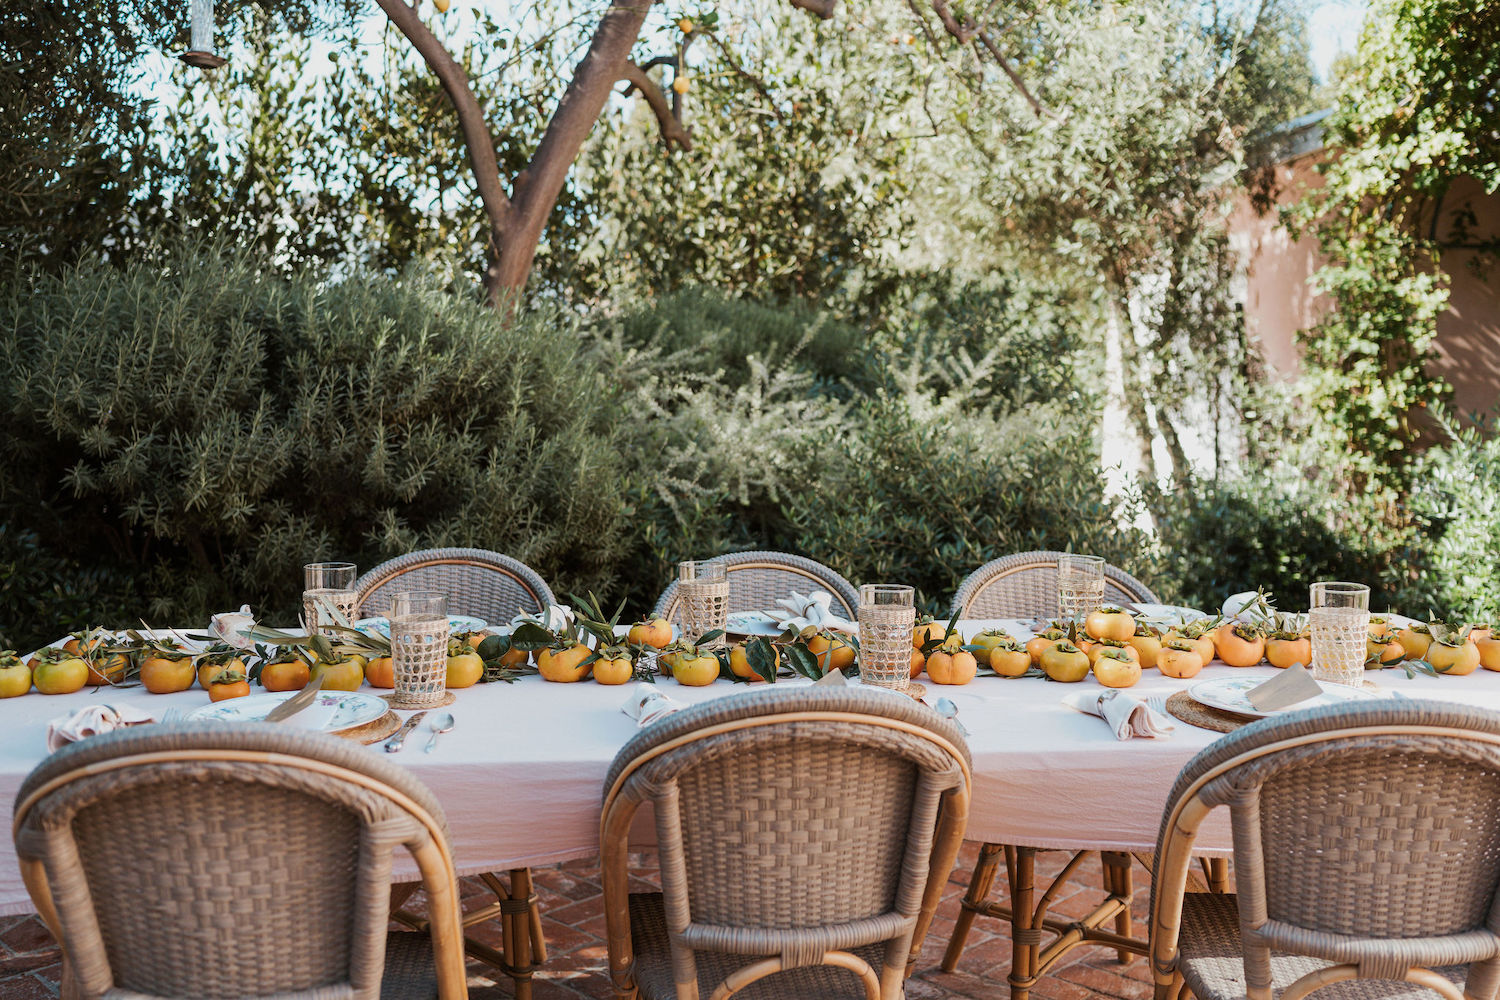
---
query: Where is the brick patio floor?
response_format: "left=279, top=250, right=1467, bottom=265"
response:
left=0, top=841, right=1161, bottom=998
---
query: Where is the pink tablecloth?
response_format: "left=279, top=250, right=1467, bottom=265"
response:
left=3, top=620, right=1498, bottom=915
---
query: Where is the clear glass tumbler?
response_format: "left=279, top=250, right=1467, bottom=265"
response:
left=1309, top=581, right=1370, bottom=688
left=303, top=562, right=358, bottom=637
left=390, top=591, right=449, bottom=708
left=1057, top=554, right=1106, bottom=623
left=858, top=584, right=916, bottom=692
left=678, top=561, right=729, bottom=643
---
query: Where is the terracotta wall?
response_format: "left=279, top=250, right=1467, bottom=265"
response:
left=1230, top=153, right=1500, bottom=421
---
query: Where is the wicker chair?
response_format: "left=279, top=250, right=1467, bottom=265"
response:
left=651, top=551, right=861, bottom=625
left=941, top=550, right=1162, bottom=998
left=1150, top=700, right=1500, bottom=1000
left=949, top=549, right=1159, bottom=619
left=354, top=547, right=557, bottom=623
left=12, top=722, right=467, bottom=999
left=357, top=547, right=553, bottom=999
left=601, top=687, right=971, bottom=1000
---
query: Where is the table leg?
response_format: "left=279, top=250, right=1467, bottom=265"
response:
left=1008, top=845, right=1039, bottom=1000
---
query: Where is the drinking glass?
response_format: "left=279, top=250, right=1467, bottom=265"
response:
left=302, top=562, right=358, bottom=637
left=1057, top=554, right=1106, bottom=623
left=1309, top=581, right=1370, bottom=688
left=390, top=591, right=449, bottom=708
left=858, top=584, right=916, bottom=692
left=678, top=561, right=728, bottom=643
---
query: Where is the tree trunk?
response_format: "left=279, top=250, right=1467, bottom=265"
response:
left=488, top=0, right=652, bottom=300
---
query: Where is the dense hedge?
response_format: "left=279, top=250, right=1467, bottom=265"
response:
left=4, top=243, right=1494, bottom=649
left=0, top=244, right=634, bottom=648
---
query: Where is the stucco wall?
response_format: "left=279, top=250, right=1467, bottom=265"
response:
left=1230, top=154, right=1500, bottom=420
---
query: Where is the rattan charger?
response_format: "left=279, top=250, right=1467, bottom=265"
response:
left=12, top=721, right=467, bottom=999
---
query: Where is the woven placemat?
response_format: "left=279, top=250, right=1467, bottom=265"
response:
left=334, top=710, right=402, bottom=745
left=1166, top=691, right=1252, bottom=733
left=1167, top=680, right=1384, bottom=734
left=382, top=690, right=455, bottom=710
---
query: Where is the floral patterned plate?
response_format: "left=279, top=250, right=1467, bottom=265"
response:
left=353, top=615, right=486, bottom=638
left=1188, top=676, right=1377, bottom=719
left=188, top=691, right=388, bottom=733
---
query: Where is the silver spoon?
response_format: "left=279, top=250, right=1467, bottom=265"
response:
left=933, top=697, right=971, bottom=738
left=423, top=712, right=455, bottom=753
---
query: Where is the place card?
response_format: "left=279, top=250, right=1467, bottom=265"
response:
left=1246, top=663, right=1322, bottom=712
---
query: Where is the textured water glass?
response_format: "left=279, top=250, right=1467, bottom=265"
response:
left=390, top=591, right=449, bottom=708
left=1309, top=581, right=1370, bottom=688
left=1057, top=554, right=1106, bottom=623
left=678, top=561, right=728, bottom=643
left=858, top=584, right=916, bottom=692
left=302, top=562, right=358, bottom=638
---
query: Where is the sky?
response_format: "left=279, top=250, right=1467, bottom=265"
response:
left=1308, top=0, right=1369, bottom=81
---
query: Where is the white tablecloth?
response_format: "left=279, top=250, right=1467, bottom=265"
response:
left=3, top=620, right=1498, bottom=916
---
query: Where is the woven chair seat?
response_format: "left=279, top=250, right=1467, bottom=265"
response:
left=1179, top=892, right=1469, bottom=1000
left=381, top=930, right=440, bottom=999
left=629, top=893, right=890, bottom=1000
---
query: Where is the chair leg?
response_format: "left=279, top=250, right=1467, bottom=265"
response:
left=940, top=842, right=1005, bottom=972
left=1102, top=851, right=1134, bottom=964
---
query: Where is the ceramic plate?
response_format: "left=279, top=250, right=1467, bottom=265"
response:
left=724, top=612, right=784, bottom=637
left=1187, top=676, right=1376, bottom=719
left=353, top=615, right=486, bottom=638
left=189, top=691, right=388, bottom=732
left=1132, top=604, right=1207, bottom=625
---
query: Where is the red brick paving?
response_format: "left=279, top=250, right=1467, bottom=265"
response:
left=0, top=841, right=1162, bottom=998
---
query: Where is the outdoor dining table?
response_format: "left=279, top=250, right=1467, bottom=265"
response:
left=6, top=618, right=1500, bottom=927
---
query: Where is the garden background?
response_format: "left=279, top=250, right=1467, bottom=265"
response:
left=2, top=0, right=1496, bottom=651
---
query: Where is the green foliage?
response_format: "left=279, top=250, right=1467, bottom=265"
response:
left=0, top=240, right=634, bottom=648
left=1291, top=0, right=1499, bottom=501
left=1405, top=407, right=1500, bottom=621
left=781, top=398, right=1149, bottom=614
left=1146, top=477, right=1399, bottom=613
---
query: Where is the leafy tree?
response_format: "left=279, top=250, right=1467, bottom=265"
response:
left=1291, top=0, right=1499, bottom=507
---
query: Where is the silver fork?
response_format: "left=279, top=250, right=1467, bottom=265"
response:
left=160, top=706, right=188, bottom=724
left=1145, top=695, right=1168, bottom=716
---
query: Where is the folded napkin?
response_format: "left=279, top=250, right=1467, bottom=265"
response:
left=622, top=683, right=685, bottom=727
left=765, top=591, right=856, bottom=635
left=815, top=667, right=848, bottom=686
left=1061, top=690, right=1175, bottom=740
left=209, top=605, right=258, bottom=650
left=47, top=704, right=156, bottom=752
left=512, top=604, right=574, bottom=634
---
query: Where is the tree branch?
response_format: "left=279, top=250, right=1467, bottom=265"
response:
left=621, top=61, right=692, bottom=150
left=371, top=0, right=510, bottom=257
left=698, top=30, right=783, bottom=120
left=976, top=29, right=1059, bottom=120
left=930, top=0, right=976, bottom=44
left=494, top=0, right=652, bottom=291
left=789, top=0, right=838, bottom=19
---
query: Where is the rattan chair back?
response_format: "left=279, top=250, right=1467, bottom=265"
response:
left=1149, top=701, right=1500, bottom=1000
left=950, top=550, right=1157, bottom=619
left=601, top=687, right=970, bottom=1000
left=651, top=550, right=860, bottom=625
left=355, top=547, right=556, bottom=623
left=13, top=722, right=468, bottom=999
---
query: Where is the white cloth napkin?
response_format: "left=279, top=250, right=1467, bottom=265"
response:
left=512, top=604, right=574, bottom=634
left=47, top=704, right=156, bottom=752
left=210, top=605, right=258, bottom=650
left=764, top=591, right=856, bottom=635
left=1061, top=690, right=1175, bottom=740
left=622, top=683, right=685, bottom=727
